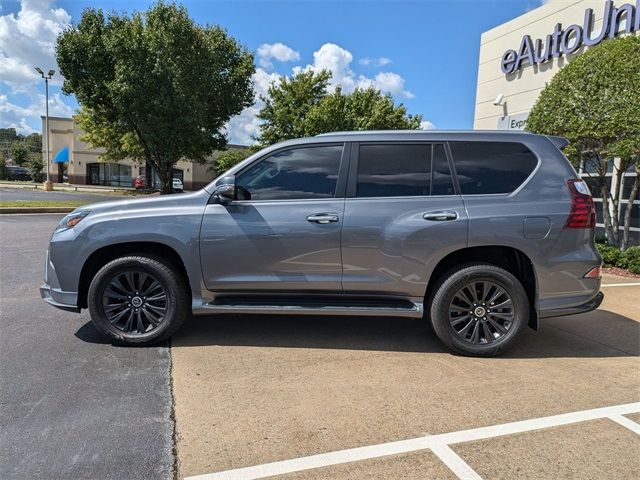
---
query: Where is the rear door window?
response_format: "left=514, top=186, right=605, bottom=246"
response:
left=356, top=143, right=455, bottom=197
left=449, top=142, right=538, bottom=195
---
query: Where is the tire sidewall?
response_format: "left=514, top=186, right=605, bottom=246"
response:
left=430, top=265, right=529, bottom=356
left=88, top=257, right=182, bottom=344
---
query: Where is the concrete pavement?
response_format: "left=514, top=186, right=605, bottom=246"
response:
left=172, top=276, right=639, bottom=479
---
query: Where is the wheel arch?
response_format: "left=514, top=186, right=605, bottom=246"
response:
left=78, top=241, right=190, bottom=310
left=425, top=245, right=538, bottom=329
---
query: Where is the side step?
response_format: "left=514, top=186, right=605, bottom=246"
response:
left=199, top=296, right=424, bottom=318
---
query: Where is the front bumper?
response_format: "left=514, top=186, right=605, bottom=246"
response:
left=40, top=284, right=80, bottom=313
left=539, top=291, right=604, bottom=319
left=40, top=248, right=80, bottom=313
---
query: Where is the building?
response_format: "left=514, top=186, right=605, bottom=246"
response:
left=41, top=116, right=245, bottom=190
left=474, top=0, right=639, bottom=240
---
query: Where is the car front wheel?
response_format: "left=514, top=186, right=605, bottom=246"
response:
left=428, top=263, right=529, bottom=357
left=87, top=255, right=190, bottom=345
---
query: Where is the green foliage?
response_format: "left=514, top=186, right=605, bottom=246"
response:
left=212, top=148, right=252, bottom=176
left=0, top=156, right=8, bottom=180
left=306, top=86, right=422, bottom=135
left=56, top=1, right=255, bottom=193
left=257, top=70, right=422, bottom=145
left=596, top=243, right=640, bottom=274
left=527, top=35, right=640, bottom=164
left=27, top=157, right=46, bottom=183
left=619, top=246, right=640, bottom=274
left=596, top=242, right=622, bottom=266
left=257, top=70, right=331, bottom=145
left=10, top=143, right=30, bottom=166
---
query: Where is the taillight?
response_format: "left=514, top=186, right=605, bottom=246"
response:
left=565, top=179, right=596, bottom=229
left=584, top=266, right=602, bottom=279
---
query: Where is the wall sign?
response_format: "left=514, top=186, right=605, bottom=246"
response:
left=501, top=0, right=640, bottom=74
left=497, top=112, right=529, bottom=130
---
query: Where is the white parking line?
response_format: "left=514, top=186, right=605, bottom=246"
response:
left=601, top=282, right=640, bottom=287
left=185, top=402, right=640, bottom=480
left=608, top=414, right=640, bottom=435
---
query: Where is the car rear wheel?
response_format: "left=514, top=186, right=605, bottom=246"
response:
left=428, top=263, right=529, bottom=357
left=88, top=256, right=190, bottom=345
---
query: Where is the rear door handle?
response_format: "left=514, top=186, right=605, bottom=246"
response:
left=306, top=213, right=339, bottom=224
left=423, top=211, right=458, bottom=221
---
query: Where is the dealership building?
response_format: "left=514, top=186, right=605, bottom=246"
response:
left=41, top=116, right=243, bottom=190
left=474, top=0, right=639, bottom=239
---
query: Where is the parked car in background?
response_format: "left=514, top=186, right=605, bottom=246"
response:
left=41, top=131, right=602, bottom=356
left=6, top=165, right=32, bottom=181
left=133, top=176, right=147, bottom=189
left=172, top=178, right=183, bottom=192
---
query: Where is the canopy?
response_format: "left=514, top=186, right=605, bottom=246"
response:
left=53, top=145, right=69, bottom=163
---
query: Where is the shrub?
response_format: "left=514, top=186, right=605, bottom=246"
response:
left=596, top=243, right=622, bottom=267
left=0, top=156, right=8, bottom=180
left=621, top=246, right=640, bottom=274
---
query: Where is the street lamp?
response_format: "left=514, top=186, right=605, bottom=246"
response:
left=35, top=67, right=55, bottom=190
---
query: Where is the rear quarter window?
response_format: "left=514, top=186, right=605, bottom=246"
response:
left=449, top=142, right=538, bottom=195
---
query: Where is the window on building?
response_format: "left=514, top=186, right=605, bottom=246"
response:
left=449, top=142, right=538, bottom=194
left=236, top=145, right=343, bottom=200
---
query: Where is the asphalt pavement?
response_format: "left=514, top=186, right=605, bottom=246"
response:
left=0, top=214, right=174, bottom=479
left=0, top=187, right=127, bottom=204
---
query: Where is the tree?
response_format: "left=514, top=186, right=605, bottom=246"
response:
left=27, top=157, right=46, bottom=183
left=257, top=70, right=331, bottom=145
left=210, top=148, right=252, bottom=176
left=257, top=70, right=423, bottom=145
left=305, top=86, right=422, bottom=135
left=10, top=143, right=30, bottom=166
left=527, top=35, right=640, bottom=249
left=56, top=2, right=255, bottom=193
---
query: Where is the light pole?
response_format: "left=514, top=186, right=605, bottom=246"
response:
left=35, top=67, right=55, bottom=190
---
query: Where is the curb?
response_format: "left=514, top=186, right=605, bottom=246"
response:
left=0, top=207, right=75, bottom=214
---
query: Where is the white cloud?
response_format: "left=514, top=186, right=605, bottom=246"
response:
left=0, top=0, right=70, bottom=88
left=420, top=120, right=436, bottom=130
left=359, top=57, right=391, bottom=67
left=226, top=43, right=419, bottom=144
left=371, top=72, right=414, bottom=99
left=0, top=91, right=74, bottom=134
left=256, top=42, right=300, bottom=69
left=225, top=67, right=281, bottom=145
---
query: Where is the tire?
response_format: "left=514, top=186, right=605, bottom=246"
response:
left=428, top=263, right=529, bottom=357
left=88, top=255, right=190, bottom=345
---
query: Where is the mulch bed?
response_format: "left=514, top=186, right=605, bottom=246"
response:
left=602, top=266, right=640, bottom=279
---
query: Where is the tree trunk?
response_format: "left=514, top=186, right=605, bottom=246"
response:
left=600, top=182, right=618, bottom=246
left=158, top=164, right=173, bottom=195
left=145, top=159, right=153, bottom=190
left=621, top=163, right=639, bottom=251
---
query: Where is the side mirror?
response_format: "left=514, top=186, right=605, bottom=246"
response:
left=213, top=175, right=236, bottom=203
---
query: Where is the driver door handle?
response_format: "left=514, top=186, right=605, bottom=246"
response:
left=423, top=211, right=458, bottom=221
left=306, top=213, right=339, bottom=224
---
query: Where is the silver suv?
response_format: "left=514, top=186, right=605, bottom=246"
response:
left=41, top=131, right=603, bottom=356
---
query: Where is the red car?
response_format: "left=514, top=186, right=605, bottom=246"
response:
left=133, top=176, right=147, bottom=189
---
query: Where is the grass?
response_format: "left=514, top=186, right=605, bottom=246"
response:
left=0, top=200, right=89, bottom=208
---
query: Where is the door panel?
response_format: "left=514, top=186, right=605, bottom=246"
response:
left=200, top=200, right=344, bottom=292
left=341, top=197, right=468, bottom=298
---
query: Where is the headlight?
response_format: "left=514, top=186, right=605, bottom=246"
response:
left=55, top=210, right=91, bottom=233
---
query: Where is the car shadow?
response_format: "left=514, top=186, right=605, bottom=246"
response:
left=161, top=308, right=638, bottom=358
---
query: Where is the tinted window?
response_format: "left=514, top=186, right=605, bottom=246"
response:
left=357, top=144, right=431, bottom=197
left=450, top=142, right=538, bottom=195
left=236, top=145, right=343, bottom=200
left=432, top=144, right=454, bottom=195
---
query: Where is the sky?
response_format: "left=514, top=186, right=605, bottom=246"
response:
left=0, top=0, right=544, bottom=145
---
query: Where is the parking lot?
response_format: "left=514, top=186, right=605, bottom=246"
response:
left=1, top=213, right=639, bottom=479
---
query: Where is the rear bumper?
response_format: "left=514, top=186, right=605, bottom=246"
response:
left=539, top=291, right=604, bottom=319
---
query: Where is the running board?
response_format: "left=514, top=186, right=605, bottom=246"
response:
left=196, top=297, right=424, bottom=318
